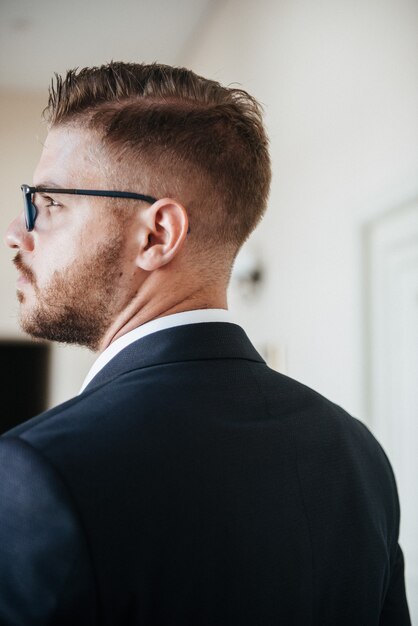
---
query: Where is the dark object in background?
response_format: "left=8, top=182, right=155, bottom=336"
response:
left=0, top=340, right=50, bottom=435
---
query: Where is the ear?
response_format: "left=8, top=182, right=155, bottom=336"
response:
left=135, top=198, right=189, bottom=271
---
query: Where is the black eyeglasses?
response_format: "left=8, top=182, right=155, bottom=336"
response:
left=21, top=184, right=158, bottom=232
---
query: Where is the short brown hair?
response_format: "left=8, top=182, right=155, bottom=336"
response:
left=45, top=62, right=271, bottom=253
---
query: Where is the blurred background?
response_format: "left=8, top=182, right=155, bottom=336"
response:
left=1, top=0, right=417, bottom=616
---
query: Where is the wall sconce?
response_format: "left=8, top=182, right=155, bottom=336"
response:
left=231, top=247, right=265, bottom=300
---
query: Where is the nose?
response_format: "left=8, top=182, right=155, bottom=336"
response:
left=4, top=213, right=34, bottom=252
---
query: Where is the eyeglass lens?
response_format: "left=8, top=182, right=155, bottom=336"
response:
left=22, top=187, right=37, bottom=231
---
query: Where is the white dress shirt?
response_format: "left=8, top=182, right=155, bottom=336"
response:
left=79, top=308, right=233, bottom=394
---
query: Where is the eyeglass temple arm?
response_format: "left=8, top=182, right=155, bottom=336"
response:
left=30, top=187, right=157, bottom=205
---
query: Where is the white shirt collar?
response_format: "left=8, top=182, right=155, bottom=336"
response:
left=79, top=308, right=233, bottom=394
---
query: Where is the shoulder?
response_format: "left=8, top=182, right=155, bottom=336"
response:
left=255, top=366, right=399, bottom=496
left=0, top=436, right=81, bottom=535
left=0, top=437, right=96, bottom=623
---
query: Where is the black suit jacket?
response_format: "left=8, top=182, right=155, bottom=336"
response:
left=0, top=323, right=411, bottom=625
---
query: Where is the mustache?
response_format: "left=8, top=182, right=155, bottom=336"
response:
left=13, top=252, right=35, bottom=284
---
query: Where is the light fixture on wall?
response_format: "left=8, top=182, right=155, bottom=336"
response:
left=230, top=246, right=265, bottom=301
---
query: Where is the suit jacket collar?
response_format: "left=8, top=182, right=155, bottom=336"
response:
left=3, top=323, right=264, bottom=438
left=83, top=322, right=264, bottom=393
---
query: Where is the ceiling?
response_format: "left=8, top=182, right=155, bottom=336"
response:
left=0, top=0, right=213, bottom=92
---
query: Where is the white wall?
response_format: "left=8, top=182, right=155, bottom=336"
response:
left=180, top=0, right=418, bottom=422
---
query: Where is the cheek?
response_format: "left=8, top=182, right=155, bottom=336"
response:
left=32, top=240, right=76, bottom=287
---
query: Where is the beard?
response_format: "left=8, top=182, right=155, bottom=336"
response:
left=14, top=232, right=127, bottom=351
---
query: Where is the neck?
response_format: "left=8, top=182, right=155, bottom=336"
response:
left=98, top=275, right=228, bottom=352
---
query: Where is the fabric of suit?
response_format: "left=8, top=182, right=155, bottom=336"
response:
left=0, top=322, right=411, bottom=625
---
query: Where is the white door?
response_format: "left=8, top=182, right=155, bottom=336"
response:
left=367, top=199, right=418, bottom=619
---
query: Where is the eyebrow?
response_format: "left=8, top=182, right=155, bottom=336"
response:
left=34, top=181, right=67, bottom=189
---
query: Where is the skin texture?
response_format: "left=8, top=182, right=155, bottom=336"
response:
left=5, top=126, right=228, bottom=352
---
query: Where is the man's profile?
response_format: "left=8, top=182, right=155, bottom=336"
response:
left=0, top=62, right=411, bottom=624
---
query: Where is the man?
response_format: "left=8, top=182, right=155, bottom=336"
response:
left=1, top=62, right=410, bottom=625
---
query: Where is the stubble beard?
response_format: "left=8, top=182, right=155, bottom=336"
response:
left=15, top=232, right=127, bottom=351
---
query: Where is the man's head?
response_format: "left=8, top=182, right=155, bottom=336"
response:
left=44, top=62, right=271, bottom=252
left=6, top=62, right=271, bottom=350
